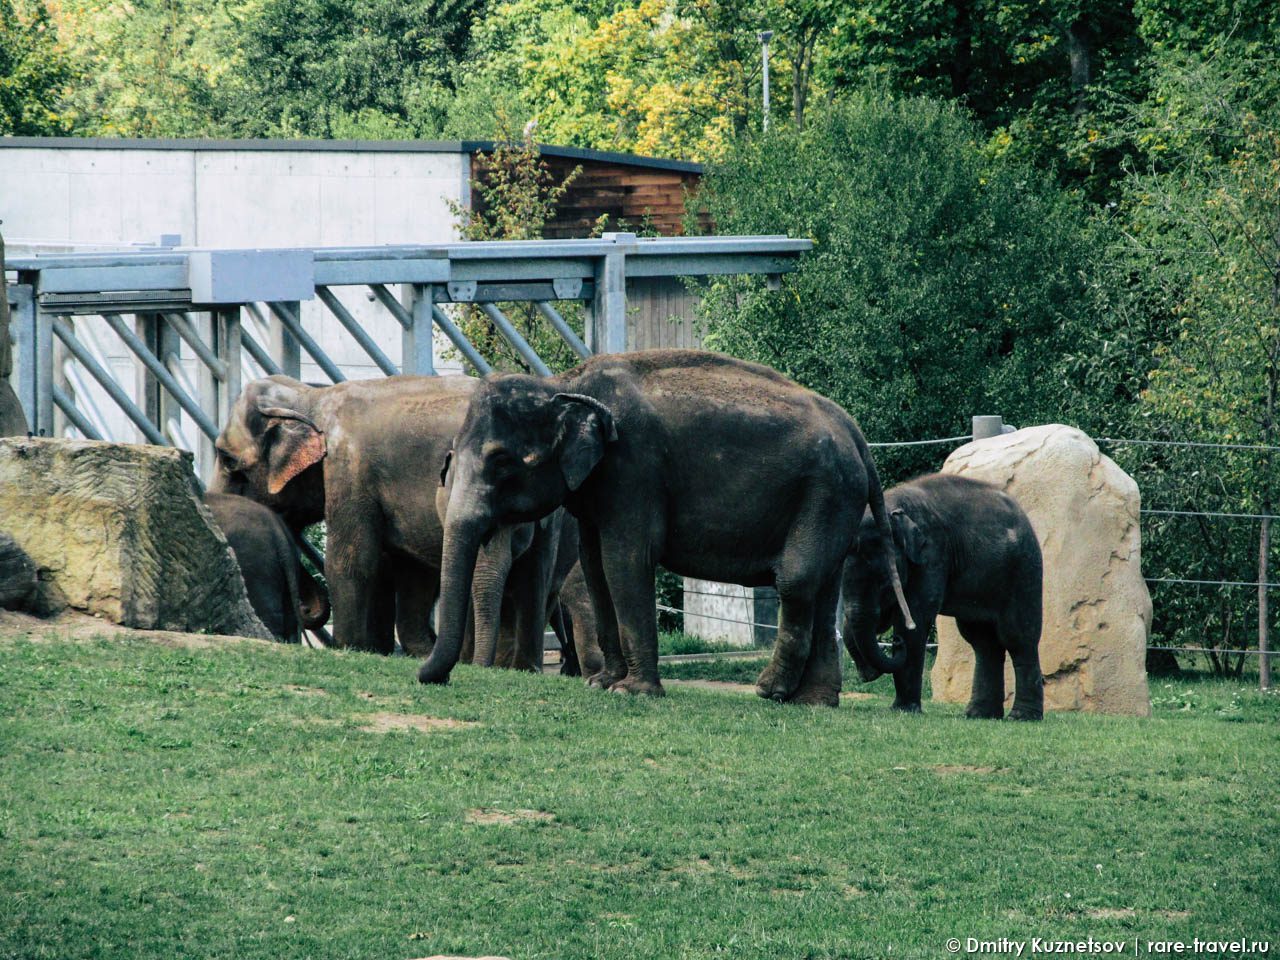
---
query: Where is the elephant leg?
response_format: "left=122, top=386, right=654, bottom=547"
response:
left=596, top=528, right=662, bottom=696
left=787, top=573, right=843, bottom=707
left=509, top=579, right=548, bottom=674
left=958, top=619, right=1006, bottom=719
left=1002, top=607, right=1044, bottom=721
left=460, top=603, right=476, bottom=666
left=551, top=603, right=581, bottom=677
left=578, top=520, right=627, bottom=689
left=755, top=585, right=817, bottom=702
left=328, top=526, right=389, bottom=653
left=891, top=594, right=940, bottom=713
left=394, top=557, right=437, bottom=658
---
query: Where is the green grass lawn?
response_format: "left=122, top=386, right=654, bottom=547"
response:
left=2, top=635, right=1278, bottom=960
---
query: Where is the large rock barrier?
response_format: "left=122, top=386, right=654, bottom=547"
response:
left=930, top=424, right=1152, bottom=716
left=0, top=437, right=270, bottom=638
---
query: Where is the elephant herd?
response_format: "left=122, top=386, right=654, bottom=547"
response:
left=207, top=348, right=1044, bottom=720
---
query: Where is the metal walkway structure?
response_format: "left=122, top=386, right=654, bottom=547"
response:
left=5, top=233, right=810, bottom=473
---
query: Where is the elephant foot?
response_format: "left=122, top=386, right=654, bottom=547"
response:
left=1007, top=705, right=1043, bottom=722
left=755, top=662, right=801, bottom=703
left=559, top=659, right=582, bottom=678
left=965, top=703, right=1005, bottom=720
left=586, top=668, right=625, bottom=690
left=788, top=686, right=840, bottom=708
left=891, top=699, right=923, bottom=714
left=610, top=676, right=665, bottom=697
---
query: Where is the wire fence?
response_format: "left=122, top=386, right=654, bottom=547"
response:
left=664, top=428, right=1277, bottom=682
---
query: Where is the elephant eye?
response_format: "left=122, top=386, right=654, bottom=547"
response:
left=218, top=449, right=242, bottom=472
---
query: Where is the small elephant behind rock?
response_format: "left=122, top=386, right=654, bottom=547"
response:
left=204, top=493, right=330, bottom=644
left=842, top=473, right=1045, bottom=720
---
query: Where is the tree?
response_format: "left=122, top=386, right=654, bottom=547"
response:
left=825, top=0, right=1145, bottom=199
left=694, top=92, right=1099, bottom=483
left=227, top=0, right=484, bottom=138
left=1108, top=54, right=1280, bottom=686
left=0, top=0, right=76, bottom=135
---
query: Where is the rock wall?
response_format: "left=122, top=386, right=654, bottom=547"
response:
left=0, top=437, right=270, bottom=638
left=931, top=424, right=1152, bottom=716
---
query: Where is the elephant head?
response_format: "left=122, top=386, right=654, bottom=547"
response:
left=210, top=376, right=328, bottom=530
left=842, top=506, right=926, bottom=681
left=418, top=375, right=616, bottom=685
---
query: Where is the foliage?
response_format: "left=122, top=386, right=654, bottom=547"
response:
left=0, top=0, right=75, bottom=134
left=225, top=0, right=483, bottom=138
left=695, top=92, right=1099, bottom=482
left=1078, top=53, right=1280, bottom=671
left=446, top=132, right=589, bottom=375
left=3, top=635, right=1278, bottom=959
left=825, top=0, right=1147, bottom=198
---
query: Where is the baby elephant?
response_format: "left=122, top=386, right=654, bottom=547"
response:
left=205, top=493, right=330, bottom=644
left=842, top=473, right=1044, bottom=720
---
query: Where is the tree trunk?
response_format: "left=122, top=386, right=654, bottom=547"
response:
left=1065, top=18, right=1092, bottom=117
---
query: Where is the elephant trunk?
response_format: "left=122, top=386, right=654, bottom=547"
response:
left=418, top=497, right=489, bottom=685
left=843, top=589, right=908, bottom=680
left=471, top=526, right=517, bottom=667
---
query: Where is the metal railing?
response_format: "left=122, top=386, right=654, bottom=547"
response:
left=5, top=233, right=811, bottom=476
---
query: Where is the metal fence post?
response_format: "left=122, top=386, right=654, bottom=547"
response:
left=404, top=284, right=436, bottom=375
left=589, top=233, right=632, bottom=354
left=972, top=415, right=1005, bottom=440
left=135, top=313, right=179, bottom=443
left=217, top=307, right=242, bottom=423
left=11, top=283, right=37, bottom=432
left=271, top=300, right=301, bottom=379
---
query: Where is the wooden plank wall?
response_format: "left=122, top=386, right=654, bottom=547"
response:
left=624, top=277, right=707, bottom=350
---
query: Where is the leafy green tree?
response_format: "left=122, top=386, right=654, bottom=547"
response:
left=226, top=0, right=484, bottom=137
left=1099, top=54, right=1280, bottom=682
left=0, top=0, right=76, bottom=134
left=695, top=91, right=1099, bottom=482
left=826, top=0, right=1145, bottom=198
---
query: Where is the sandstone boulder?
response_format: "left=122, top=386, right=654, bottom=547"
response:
left=931, top=424, right=1152, bottom=716
left=0, top=437, right=270, bottom=638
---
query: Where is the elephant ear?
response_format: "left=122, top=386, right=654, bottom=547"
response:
left=552, top=393, right=618, bottom=492
left=891, top=509, right=928, bottom=566
left=259, top=404, right=326, bottom=495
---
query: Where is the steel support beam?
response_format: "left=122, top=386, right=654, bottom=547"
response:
left=316, top=286, right=398, bottom=376
left=535, top=302, right=590, bottom=359
left=405, top=284, right=435, bottom=375
left=479, top=304, right=552, bottom=377
left=102, top=313, right=219, bottom=440
left=267, top=301, right=345, bottom=383
left=52, top=317, right=166, bottom=445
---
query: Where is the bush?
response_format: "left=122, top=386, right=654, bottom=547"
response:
left=695, top=92, right=1100, bottom=483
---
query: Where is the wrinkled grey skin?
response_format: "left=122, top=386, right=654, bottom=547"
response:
left=211, top=374, right=478, bottom=654
left=204, top=492, right=330, bottom=643
left=437, top=454, right=582, bottom=672
left=552, top=559, right=605, bottom=677
left=842, top=472, right=1045, bottom=720
left=418, top=349, right=912, bottom=707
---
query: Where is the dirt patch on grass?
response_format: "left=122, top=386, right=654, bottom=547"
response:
left=0, top=609, right=268, bottom=650
left=664, top=678, right=878, bottom=701
left=359, top=713, right=478, bottom=734
left=1088, top=908, right=1137, bottom=919
left=465, top=808, right=555, bottom=826
left=929, top=764, right=1004, bottom=775
left=284, top=685, right=328, bottom=697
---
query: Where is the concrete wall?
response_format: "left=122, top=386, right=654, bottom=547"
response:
left=1, top=141, right=472, bottom=463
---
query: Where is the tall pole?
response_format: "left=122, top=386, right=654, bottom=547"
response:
left=759, top=30, right=773, bottom=132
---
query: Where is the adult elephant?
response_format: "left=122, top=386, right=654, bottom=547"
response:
left=841, top=473, right=1044, bottom=720
left=417, top=349, right=913, bottom=706
left=204, top=492, right=330, bottom=643
left=211, top=374, right=479, bottom=653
